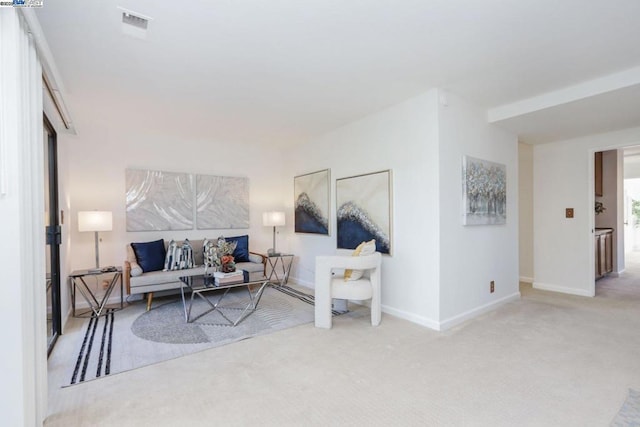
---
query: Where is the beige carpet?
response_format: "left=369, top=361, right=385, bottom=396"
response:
left=46, top=269, right=640, bottom=426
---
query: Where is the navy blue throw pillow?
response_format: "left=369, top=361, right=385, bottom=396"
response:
left=131, top=239, right=166, bottom=272
left=225, top=235, right=250, bottom=263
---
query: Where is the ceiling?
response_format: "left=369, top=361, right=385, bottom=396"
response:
left=35, top=0, right=640, bottom=146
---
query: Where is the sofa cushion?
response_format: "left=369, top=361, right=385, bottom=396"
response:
left=225, top=235, right=250, bottom=262
left=131, top=239, right=166, bottom=273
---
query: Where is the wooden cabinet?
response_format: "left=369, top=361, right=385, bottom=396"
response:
left=595, top=151, right=603, bottom=196
left=595, top=228, right=613, bottom=279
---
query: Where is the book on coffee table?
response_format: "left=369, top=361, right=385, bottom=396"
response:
left=214, top=277, right=244, bottom=285
left=213, top=270, right=243, bottom=279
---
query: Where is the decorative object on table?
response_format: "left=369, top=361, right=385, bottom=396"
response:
left=336, top=170, right=392, bottom=254
left=294, top=169, right=330, bottom=235
left=462, top=155, right=506, bottom=226
left=125, top=169, right=194, bottom=231
left=203, top=238, right=236, bottom=275
left=78, top=210, right=113, bottom=270
left=595, top=201, right=606, bottom=215
left=196, top=174, right=249, bottom=230
left=263, top=211, right=285, bottom=255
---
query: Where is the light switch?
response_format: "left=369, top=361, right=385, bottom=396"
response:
left=566, top=208, right=574, bottom=218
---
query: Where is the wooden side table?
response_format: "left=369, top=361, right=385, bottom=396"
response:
left=70, top=268, right=124, bottom=317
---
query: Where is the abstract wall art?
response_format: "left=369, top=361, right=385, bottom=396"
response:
left=336, top=170, right=392, bottom=254
left=125, top=169, right=194, bottom=231
left=196, top=174, right=249, bottom=229
left=462, top=155, right=506, bottom=225
left=294, top=169, right=330, bottom=235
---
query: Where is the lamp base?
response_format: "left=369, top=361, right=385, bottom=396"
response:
left=267, top=248, right=280, bottom=257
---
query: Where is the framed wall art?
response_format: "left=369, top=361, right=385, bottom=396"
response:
left=196, top=174, right=249, bottom=229
left=294, top=169, right=330, bottom=235
left=336, top=170, right=392, bottom=254
left=125, top=169, right=194, bottom=231
left=462, top=155, right=506, bottom=225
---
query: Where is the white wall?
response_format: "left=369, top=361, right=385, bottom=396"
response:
left=287, top=89, right=442, bottom=328
left=59, top=94, right=287, bottom=316
left=518, top=142, right=534, bottom=282
left=286, top=88, right=519, bottom=330
left=437, top=91, right=520, bottom=326
left=534, top=127, right=640, bottom=296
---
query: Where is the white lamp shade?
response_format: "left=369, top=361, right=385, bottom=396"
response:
left=78, top=211, right=113, bottom=232
left=263, top=211, right=285, bottom=227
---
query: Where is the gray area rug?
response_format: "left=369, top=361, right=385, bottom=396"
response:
left=66, top=285, right=362, bottom=387
left=611, top=389, right=640, bottom=426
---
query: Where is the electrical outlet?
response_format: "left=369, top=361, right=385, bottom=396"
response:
left=490, top=280, right=495, bottom=293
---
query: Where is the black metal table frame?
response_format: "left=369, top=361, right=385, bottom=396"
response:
left=70, top=269, right=124, bottom=318
left=179, top=275, right=271, bottom=326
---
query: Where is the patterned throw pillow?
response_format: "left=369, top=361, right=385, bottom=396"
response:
left=344, top=239, right=376, bottom=281
left=164, top=239, right=194, bottom=271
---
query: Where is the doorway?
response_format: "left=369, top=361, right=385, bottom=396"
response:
left=44, top=115, right=61, bottom=354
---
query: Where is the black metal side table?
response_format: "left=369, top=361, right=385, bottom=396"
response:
left=70, top=267, right=124, bottom=317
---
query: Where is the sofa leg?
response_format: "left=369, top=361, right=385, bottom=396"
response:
left=146, top=293, right=153, bottom=311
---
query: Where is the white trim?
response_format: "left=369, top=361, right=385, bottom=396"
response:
left=287, top=276, right=314, bottom=288
left=288, top=276, right=442, bottom=330
left=19, top=9, right=74, bottom=132
left=488, top=66, right=640, bottom=123
left=532, top=281, right=594, bottom=297
left=519, top=276, right=534, bottom=283
left=380, top=305, right=441, bottom=330
left=438, top=292, right=521, bottom=331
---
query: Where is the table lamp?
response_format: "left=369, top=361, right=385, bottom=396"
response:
left=78, top=211, right=113, bottom=270
left=263, top=211, right=285, bottom=255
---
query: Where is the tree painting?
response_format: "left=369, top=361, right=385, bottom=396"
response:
left=462, top=156, right=506, bottom=225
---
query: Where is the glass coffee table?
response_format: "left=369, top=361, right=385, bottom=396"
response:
left=179, top=274, right=270, bottom=326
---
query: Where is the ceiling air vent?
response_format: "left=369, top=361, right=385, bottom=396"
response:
left=122, top=12, right=148, bottom=30
left=118, top=7, right=152, bottom=40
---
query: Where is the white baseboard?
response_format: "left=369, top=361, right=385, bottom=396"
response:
left=287, top=276, right=314, bottom=288
left=519, top=276, right=534, bottom=283
left=288, top=276, right=520, bottom=332
left=381, top=305, right=441, bottom=330
left=532, top=282, right=594, bottom=297
left=438, top=292, right=521, bottom=331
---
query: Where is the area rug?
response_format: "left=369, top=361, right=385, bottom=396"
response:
left=611, top=389, right=640, bottom=426
left=66, top=285, right=358, bottom=386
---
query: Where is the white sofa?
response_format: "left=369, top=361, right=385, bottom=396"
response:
left=124, top=237, right=266, bottom=310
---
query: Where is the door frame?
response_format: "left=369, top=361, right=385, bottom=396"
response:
left=44, top=114, right=61, bottom=355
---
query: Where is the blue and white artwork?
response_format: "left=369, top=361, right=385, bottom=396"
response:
left=196, top=175, right=249, bottom=229
left=294, top=169, right=330, bottom=235
left=126, top=169, right=194, bottom=231
left=462, top=156, right=506, bottom=225
left=336, top=170, right=392, bottom=254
